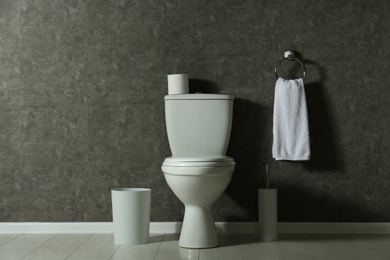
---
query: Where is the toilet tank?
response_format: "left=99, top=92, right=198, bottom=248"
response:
left=164, top=93, right=234, bottom=158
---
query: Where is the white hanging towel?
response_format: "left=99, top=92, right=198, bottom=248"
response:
left=272, top=78, right=310, bottom=161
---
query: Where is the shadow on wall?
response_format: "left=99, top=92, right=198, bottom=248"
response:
left=302, top=60, right=345, bottom=172
left=276, top=182, right=384, bottom=222
left=189, top=79, right=219, bottom=93
left=222, top=98, right=271, bottom=222
left=217, top=59, right=345, bottom=221
left=187, top=79, right=268, bottom=221
left=187, top=66, right=345, bottom=221
left=273, top=61, right=347, bottom=221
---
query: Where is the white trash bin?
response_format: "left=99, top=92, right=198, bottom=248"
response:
left=111, top=188, right=151, bottom=245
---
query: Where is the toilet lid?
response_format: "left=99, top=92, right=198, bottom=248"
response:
left=163, top=156, right=235, bottom=167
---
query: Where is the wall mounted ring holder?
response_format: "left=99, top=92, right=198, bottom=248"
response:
left=274, top=50, right=306, bottom=79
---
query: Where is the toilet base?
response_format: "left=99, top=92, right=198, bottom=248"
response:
left=178, top=205, right=219, bottom=248
left=161, top=164, right=234, bottom=249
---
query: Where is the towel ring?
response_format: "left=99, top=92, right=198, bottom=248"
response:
left=274, top=50, right=306, bottom=79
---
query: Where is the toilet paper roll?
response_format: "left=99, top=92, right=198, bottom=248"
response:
left=167, top=74, right=189, bottom=94
left=258, top=188, right=278, bottom=241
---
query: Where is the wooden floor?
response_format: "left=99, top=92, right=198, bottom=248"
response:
left=0, top=233, right=389, bottom=260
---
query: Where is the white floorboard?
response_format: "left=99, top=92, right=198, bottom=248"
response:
left=348, top=234, right=390, bottom=259
left=0, top=234, right=55, bottom=260
left=311, top=233, right=390, bottom=260
left=199, top=233, right=243, bottom=260
left=65, top=234, right=119, bottom=260
left=2, top=222, right=389, bottom=234
left=0, top=234, right=19, bottom=246
left=0, top=233, right=388, bottom=260
left=22, top=234, right=91, bottom=260
left=154, top=233, right=199, bottom=260
left=110, top=234, right=164, bottom=260
left=238, top=233, right=321, bottom=260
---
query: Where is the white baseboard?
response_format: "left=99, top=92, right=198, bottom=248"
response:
left=1, top=222, right=389, bottom=234
left=0, top=222, right=113, bottom=234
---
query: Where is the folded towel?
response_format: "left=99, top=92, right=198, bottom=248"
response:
left=272, top=78, right=310, bottom=161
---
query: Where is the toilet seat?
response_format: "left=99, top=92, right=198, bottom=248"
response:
left=163, top=156, right=235, bottom=167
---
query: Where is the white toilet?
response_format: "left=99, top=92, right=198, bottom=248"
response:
left=161, top=93, right=235, bottom=248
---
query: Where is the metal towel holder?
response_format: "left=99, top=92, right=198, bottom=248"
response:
left=274, top=50, right=306, bottom=79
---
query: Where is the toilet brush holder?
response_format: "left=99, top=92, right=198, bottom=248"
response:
left=258, top=188, right=278, bottom=241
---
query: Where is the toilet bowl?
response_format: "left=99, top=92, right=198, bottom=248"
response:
left=162, top=93, right=235, bottom=248
left=162, top=157, right=235, bottom=248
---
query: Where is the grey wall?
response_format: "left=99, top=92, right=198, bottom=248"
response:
left=0, top=0, right=389, bottom=222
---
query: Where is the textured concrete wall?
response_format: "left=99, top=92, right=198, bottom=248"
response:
left=0, top=0, right=389, bottom=222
